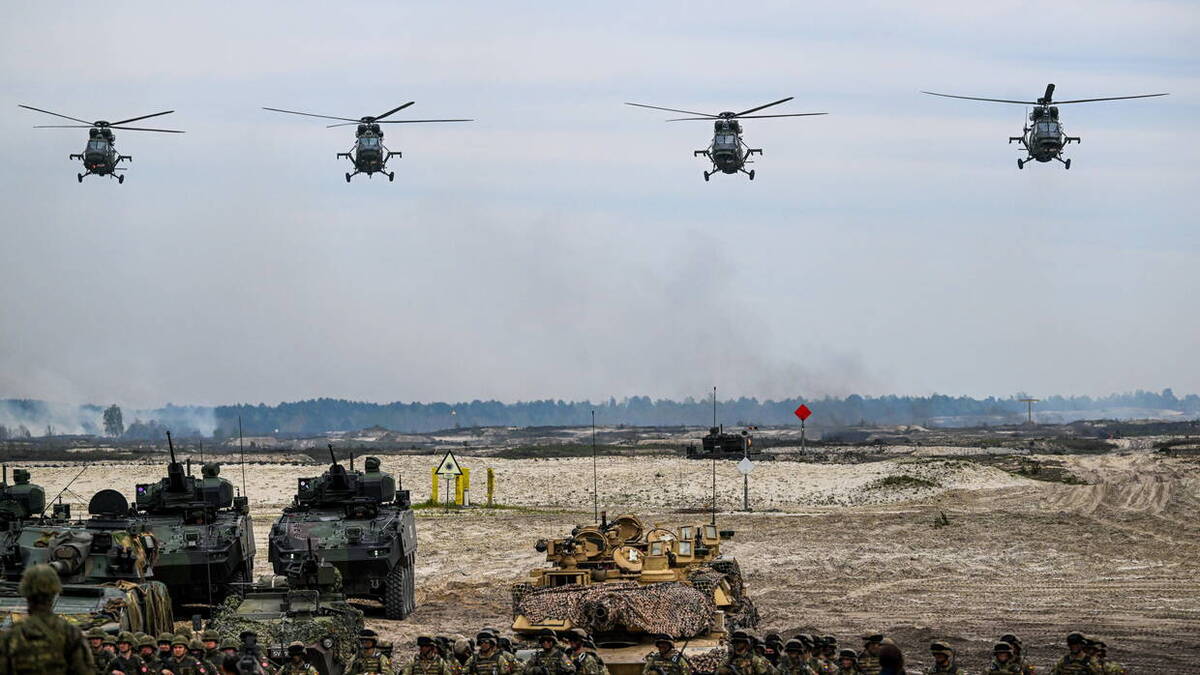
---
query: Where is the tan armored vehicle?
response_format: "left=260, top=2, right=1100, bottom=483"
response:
left=511, top=514, right=757, bottom=675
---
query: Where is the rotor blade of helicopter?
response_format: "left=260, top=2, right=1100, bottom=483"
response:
left=109, top=126, right=186, bottom=133
left=110, top=110, right=176, bottom=126
left=18, top=104, right=93, bottom=125
left=624, top=102, right=716, bottom=117
left=921, top=91, right=1034, bottom=104
left=262, top=107, right=361, bottom=123
left=1053, top=93, right=1170, bottom=104
left=377, top=118, right=473, bottom=123
left=373, top=102, right=416, bottom=121
left=33, top=125, right=94, bottom=129
left=734, top=112, right=828, bottom=118
left=732, top=96, right=795, bottom=117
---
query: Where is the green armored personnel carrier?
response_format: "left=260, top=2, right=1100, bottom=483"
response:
left=210, top=540, right=364, bottom=675
left=0, top=467, right=45, bottom=522
left=269, top=450, right=416, bottom=618
left=512, top=513, right=758, bottom=675
left=133, top=436, right=255, bottom=609
left=0, top=483, right=174, bottom=634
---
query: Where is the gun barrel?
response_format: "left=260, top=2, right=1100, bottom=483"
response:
left=167, top=431, right=177, bottom=464
left=328, top=444, right=337, bottom=467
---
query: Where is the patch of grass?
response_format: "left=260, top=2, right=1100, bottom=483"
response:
left=866, top=475, right=939, bottom=491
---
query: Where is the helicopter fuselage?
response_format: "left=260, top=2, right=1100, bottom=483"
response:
left=1008, top=105, right=1080, bottom=169
left=696, top=118, right=761, bottom=180
left=70, top=128, right=130, bottom=182
left=338, top=123, right=401, bottom=181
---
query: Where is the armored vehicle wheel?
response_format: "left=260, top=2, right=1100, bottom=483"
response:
left=118, top=175, right=124, bottom=184
left=345, top=173, right=352, bottom=183
left=77, top=173, right=83, bottom=183
left=1017, top=158, right=1025, bottom=169
left=748, top=170, right=755, bottom=180
left=1064, top=159, right=1071, bottom=170
left=384, top=554, right=415, bottom=619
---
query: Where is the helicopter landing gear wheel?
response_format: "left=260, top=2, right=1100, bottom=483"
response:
left=345, top=173, right=351, bottom=183
left=117, top=175, right=124, bottom=184
left=1017, top=159, right=1025, bottom=170
left=1064, top=159, right=1071, bottom=170
left=703, top=172, right=710, bottom=182
left=748, top=170, right=755, bottom=180
left=388, top=172, right=395, bottom=182
left=77, top=173, right=83, bottom=183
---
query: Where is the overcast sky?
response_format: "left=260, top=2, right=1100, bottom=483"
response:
left=1, top=1, right=1197, bottom=408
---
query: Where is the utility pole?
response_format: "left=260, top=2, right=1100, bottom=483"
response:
left=1019, top=397, right=1040, bottom=424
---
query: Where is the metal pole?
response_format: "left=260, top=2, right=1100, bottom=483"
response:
left=800, top=419, right=806, bottom=454
left=743, top=473, right=748, bottom=511
left=712, top=386, right=717, bottom=427
left=711, top=455, right=717, bottom=525
left=238, top=416, right=247, bottom=498
left=592, top=409, right=598, bottom=523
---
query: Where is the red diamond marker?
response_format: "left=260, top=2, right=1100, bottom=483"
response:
left=794, top=404, right=812, bottom=421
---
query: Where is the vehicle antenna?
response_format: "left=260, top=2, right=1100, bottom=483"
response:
left=592, top=409, right=598, bottom=523
left=40, top=465, right=87, bottom=519
left=238, top=415, right=247, bottom=498
left=711, top=386, right=717, bottom=525
left=328, top=443, right=338, bottom=467
left=167, top=430, right=177, bottom=465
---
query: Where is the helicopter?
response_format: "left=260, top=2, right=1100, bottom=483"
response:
left=263, top=102, right=471, bottom=182
left=922, top=84, right=1168, bottom=169
left=625, top=97, right=826, bottom=181
left=18, top=105, right=183, bottom=183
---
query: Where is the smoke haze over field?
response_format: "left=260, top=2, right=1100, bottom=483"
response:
left=0, top=3, right=1197, bottom=407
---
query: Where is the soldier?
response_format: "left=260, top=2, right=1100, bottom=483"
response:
left=463, top=631, right=520, bottom=675
left=526, top=629, right=575, bottom=675
left=110, top=631, right=151, bottom=675
left=88, top=627, right=114, bottom=671
left=0, top=564, right=95, bottom=674
left=777, top=639, right=815, bottom=675
left=1050, top=633, right=1100, bottom=675
left=987, top=642, right=1022, bottom=675
left=643, top=634, right=691, bottom=675
left=219, top=638, right=240, bottom=661
left=926, top=642, right=966, bottom=674
left=138, top=636, right=162, bottom=672
left=277, top=641, right=319, bottom=675
left=763, top=634, right=784, bottom=667
left=835, top=650, right=860, bottom=675
left=564, top=629, right=604, bottom=675
left=162, top=634, right=210, bottom=675
left=201, top=630, right=221, bottom=666
left=157, top=633, right=176, bottom=663
left=189, top=639, right=219, bottom=675
left=347, top=629, right=393, bottom=675
left=397, top=636, right=452, bottom=675
left=820, top=638, right=839, bottom=675
left=103, top=634, right=119, bottom=659
left=857, top=636, right=883, bottom=675
left=719, top=630, right=773, bottom=675
left=998, top=635, right=1034, bottom=675
left=1091, top=642, right=1124, bottom=675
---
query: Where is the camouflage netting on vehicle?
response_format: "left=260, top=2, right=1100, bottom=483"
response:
left=687, top=561, right=758, bottom=630
left=210, top=594, right=363, bottom=666
left=514, top=581, right=716, bottom=639
left=687, top=646, right=727, bottom=674
left=0, top=580, right=172, bottom=634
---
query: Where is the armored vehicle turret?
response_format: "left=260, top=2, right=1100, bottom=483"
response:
left=0, top=483, right=174, bottom=634
left=210, top=539, right=364, bottom=675
left=132, top=434, right=255, bottom=610
left=268, top=450, right=416, bottom=619
left=0, top=467, right=45, bottom=522
left=511, top=513, right=758, bottom=675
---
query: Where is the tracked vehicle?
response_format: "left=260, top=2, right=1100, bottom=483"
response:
left=133, top=436, right=255, bottom=609
left=511, top=513, right=758, bottom=675
left=269, top=450, right=416, bottom=618
left=210, top=540, right=364, bottom=675
left=685, top=426, right=766, bottom=460
left=0, top=485, right=174, bottom=634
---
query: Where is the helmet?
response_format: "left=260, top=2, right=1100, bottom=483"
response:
left=994, top=642, right=1014, bottom=654
left=730, top=630, right=752, bottom=645
left=18, top=564, right=61, bottom=601
left=454, top=638, right=472, bottom=657
left=930, top=641, right=953, bottom=656
left=201, top=463, right=220, bottom=478
left=417, top=636, right=436, bottom=647
left=838, top=649, right=858, bottom=661
left=189, top=639, right=205, bottom=651
left=822, top=636, right=837, bottom=648
left=566, top=628, right=589, bottom=643
left=157, top=632, right=174, bottom=645
left=117, top=632, right=135, bottom=646
left=537, top=629, right=557, bottom=643
left=359, top=629, right=379, bottom=645
left=764, top=633, right=783, bottom=647
left=784, top=640, right=803, bottom=653
left=102, top=635, right=117, bottom=646
left=220, top=638, right=239, bottom=650
left=86, top=628, right=108, bottom=640
left=653, top=633, right=673, bottom=645
left=172, top=634, right=190, bottom=647
left=365, top=457, right=381, bottom=472
left=202, top=629, right=220, bottom=641
left=1066, top=632, right=1086, bottom=645
left=1000, top=633, right=1022, bottom=647
left=476, top=632, right=496, bottom=644
left=138, top=636, right=157, bottom=650
left=861, top=634, right=883, bottom=645
left=288, top=641, right=306, bottom=655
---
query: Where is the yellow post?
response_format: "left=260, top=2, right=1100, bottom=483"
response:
left=431, top=466, right=439, bottom=504
left=487, top=468, right=495, bottom=507
left=462, top=467, right=471, bottom=506
left=454, top=472, right=465, bottom=506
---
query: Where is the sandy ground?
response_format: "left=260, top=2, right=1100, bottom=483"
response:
left=16, top=450, right=1200, bottom=672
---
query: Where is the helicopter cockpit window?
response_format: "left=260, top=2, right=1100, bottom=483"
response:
left=359, top=137, right=380, bottom=147
left=87, top=140, right=107, bottom=152
left=714, top=134, right=737, bottom=147
left=1036, top=122, right=1059, bottom=136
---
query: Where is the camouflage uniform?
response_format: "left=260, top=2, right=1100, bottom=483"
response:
left=162, top=635, right=210, bottom=675
left=110, top=632, right=152, bottom=675
left=569, top=649, right=605, bottom=675
left=0, top=564, right=96, bottom=675
left=835, top=649, right=861, bottom=675
left=643, top=650, right=692, bottom=675
left=719, top=648, right=773, bottom=675
left=778, top=654, right=816, bottom=675
left=279, top=660, right=321, bottom=675
left=927, top=641, right=968, bottom=674
left=348, top=651, right=394, bottom=675
left=464, top=649, right=521, bottom=675
left=400, top=654, right=454, bottom=675
left=527, top=648, right=575, bottom=675
left=856, top=635, right=882, bottom=675
left=1051, top=634, right=1100, bottom=675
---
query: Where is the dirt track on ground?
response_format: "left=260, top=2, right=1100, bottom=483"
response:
left=21, top=449, right=1200, bottom=672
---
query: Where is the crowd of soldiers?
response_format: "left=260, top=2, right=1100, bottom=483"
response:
left=0, top=563, right=1128, bottom=675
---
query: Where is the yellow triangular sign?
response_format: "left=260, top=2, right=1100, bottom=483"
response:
left=435, top=450, right=463, bottom=477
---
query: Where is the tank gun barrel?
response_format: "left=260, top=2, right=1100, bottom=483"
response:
left=166, top=431, right=186, bottom=492
left=167, top=430, right=176, bottom=465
